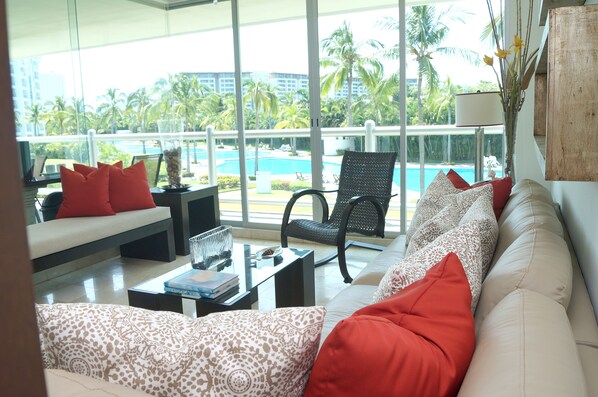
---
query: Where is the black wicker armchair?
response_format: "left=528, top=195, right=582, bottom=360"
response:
left=281, top=151, right=397, bottom=283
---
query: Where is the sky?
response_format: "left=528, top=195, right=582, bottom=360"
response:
left=37, top=0, right=497, bottom=107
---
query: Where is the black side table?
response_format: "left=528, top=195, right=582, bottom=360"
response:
left=151, top=185, right=220, bottom=255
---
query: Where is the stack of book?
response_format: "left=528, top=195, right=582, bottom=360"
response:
left=164, top=269, right=239, bottom=299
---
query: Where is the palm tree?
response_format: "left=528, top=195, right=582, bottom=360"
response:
left=127, top=88, right=153, bottom=153
left=379, top=5, right=477, bottom=125
left=97, top=88, right=125, bottom=133
left=152, top=74, right=175, bottom=122
left=24, top=103, right=42, bottom=136
left=320, top=21, right=382, bottom=127
left=429, top=78, right=459, bottom=163
left=430, top=77, right=458, bottom=125
left=199, top=91, right=237, bottom=132
left=172, top=74, right=205, bottom=172
left=64, top=97, right=90, bottom=134
left=127, top=88, right=152, bottom=133
left=275, top=99, right=310, bottom=155
left=172, top=74, right=202, bottom=132
left=42, top=96, right=68, bottom=135
left=356, top=63, right=400, bottom=126
left=480, top=12, right=502, bottom=48
left=243, top=79, right=278, bottom=174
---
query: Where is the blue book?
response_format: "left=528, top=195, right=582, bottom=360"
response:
left=164, top=285, right=240, bottom=300
left=164, top=269, right=238, bottom=294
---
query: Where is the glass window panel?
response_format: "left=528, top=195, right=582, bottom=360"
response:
left=238, top=1, right=311, bottom=225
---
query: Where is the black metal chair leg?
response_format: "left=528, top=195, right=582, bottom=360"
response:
left=337, top=244, right=353, bottom=284
left=281, top=233, right=288, bottom=248
left=314, top=251, right=340, bottom=267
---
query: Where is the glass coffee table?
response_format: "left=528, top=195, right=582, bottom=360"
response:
left=128, top=243, right=315, bottom=316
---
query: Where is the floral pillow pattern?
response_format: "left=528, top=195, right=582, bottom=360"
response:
left=406, top=171, right=459, bottom=245
left=406, top=171, right=493, bottom=246
left=459, top=192, right=499, bottom=277
left=374, top=221, right=484, bottom=312
left=406, top=184, right=494, bottom=257
left=37, top=303, right=326, bottom=397
left=405, top=201, right=462, bottom=257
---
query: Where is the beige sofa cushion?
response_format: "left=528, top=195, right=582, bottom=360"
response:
left=508, top=178, right=553, bottom=200
left=458, top=289, right=587, bottom=397
left=475, top=229, right=572, bottom=329
left=27, top=207, right=172, bottom=259
left=45, top=369, right=152, bottom=397
left=37, top=303, right=325, bottom=397
left=320, top=284, right=379, bottom=344
left=491, top=199, right=563, bottom=267
left=351, top=235, right=406, bottom=286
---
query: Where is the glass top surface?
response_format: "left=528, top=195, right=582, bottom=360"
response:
left=130, top=243, right=311, bottom=305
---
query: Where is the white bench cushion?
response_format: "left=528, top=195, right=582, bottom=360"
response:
left=27, top=207, right=171, bottom=259
left=45, top=369, right=152, bottom=397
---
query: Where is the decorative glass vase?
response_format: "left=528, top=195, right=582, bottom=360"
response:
left=189, top=225, right=233, bottom=269
left=503, top=110, right=519, bottom=182
left=158, top=119, right=185, bottom=188
left=163, top=145, right=182, bottom=187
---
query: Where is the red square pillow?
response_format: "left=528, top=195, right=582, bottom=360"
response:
left=105, top=161, right=155, bottom=213
left=304, top=253, right=475, bottom=397
left=447, top=169, right=512, bottom=219
left=73, top=161, right=123, bottom=177
left=56, top=166, right=115, bottom=218
left=446, top=168, right=470, bottom=189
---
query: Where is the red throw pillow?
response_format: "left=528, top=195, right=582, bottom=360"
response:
left=447, top=169, right=512, bottom=219
left=73, top=161, right=123, bottom=177
left=304, top=253, right=475, bottom=397
left=446, top=168, right=470, bottom=189
left=105, top=161, right=155, bottom=213
left=56, top=166, right=115, bottom=218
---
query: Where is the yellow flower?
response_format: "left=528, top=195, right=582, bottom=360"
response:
left=495, top=47, right=510, bottom=59
left=512, top=35, right=524, bottom=53
left=483, top=55, right=494, bottom=66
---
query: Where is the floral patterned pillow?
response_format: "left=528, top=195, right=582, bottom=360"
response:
left=36, top=303, right=326, bottom=397
left=406, top=184, right=494, bottom=257
left=374, top=221, right=484, bottom=312
left=459, top=192, right=499, bottom=277
left=404, top=201, right=461, bottom=257
left=406, top=171, right=459, bottom=245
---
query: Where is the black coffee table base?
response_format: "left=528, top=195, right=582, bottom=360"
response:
left=128, top=245, right=315, bottom=317
left=128, top=288, right=252, bottom=316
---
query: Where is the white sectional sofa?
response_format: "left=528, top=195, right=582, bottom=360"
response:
left=35, top=178, right=598, bottom=396
left=320, top=178, right=598, bottom=396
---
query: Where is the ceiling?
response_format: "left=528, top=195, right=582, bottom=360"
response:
left=6, top=0, right=447, bottom=59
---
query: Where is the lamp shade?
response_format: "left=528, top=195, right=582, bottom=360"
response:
left=455, top=91, right=503, bottom=127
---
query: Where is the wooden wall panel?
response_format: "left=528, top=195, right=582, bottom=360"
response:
left=546, top=5, right=598, bottom=181
left=0, top=0, right=47, bottom=395
left=534, top=73, right=547, bottom=137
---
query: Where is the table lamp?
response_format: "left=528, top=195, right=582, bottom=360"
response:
left=455, top=91, right=503, bottom=182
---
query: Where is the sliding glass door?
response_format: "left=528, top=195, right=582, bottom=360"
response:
left=7, top=0, right=501, bottom=234
left=237, top=0, right=312, bottom=225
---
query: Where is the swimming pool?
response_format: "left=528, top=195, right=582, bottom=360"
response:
left=216, top=156, right=501, bottom=192
left=115, top=142, right=266, bottom=160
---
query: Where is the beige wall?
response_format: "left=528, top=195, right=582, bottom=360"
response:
left=512, top=0, right=598, bottom=320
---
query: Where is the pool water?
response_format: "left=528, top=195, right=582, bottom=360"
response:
left=216, top=156, right=501, bottom=192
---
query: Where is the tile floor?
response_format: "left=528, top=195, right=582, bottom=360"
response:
left=33, top=238, right=382, bottom=316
